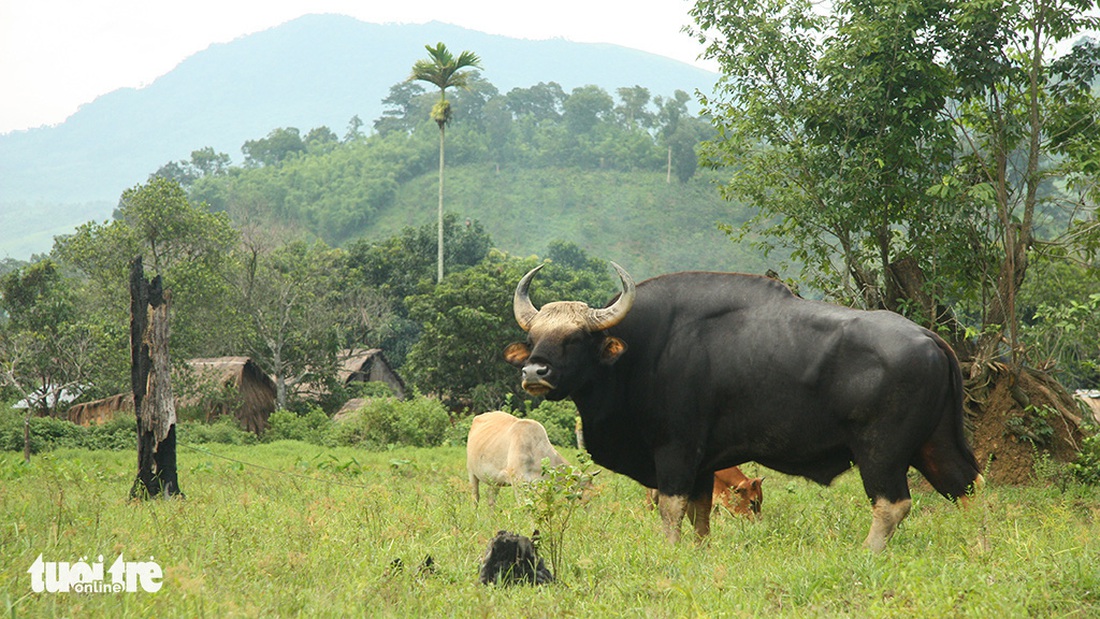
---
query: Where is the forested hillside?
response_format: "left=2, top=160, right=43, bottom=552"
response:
left=172, top=77, right=764, bottom=277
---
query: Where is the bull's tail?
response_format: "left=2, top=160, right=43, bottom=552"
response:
left=912, top=333, right=983, bottom=501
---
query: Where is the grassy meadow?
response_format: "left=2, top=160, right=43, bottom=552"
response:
left=2, top=441, right=1099, bottom=617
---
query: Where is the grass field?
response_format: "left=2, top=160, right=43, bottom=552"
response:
left=2, top=441, right=1099, bottom=617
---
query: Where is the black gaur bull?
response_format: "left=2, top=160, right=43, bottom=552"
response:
left=504, top=263, right=983, bottom=552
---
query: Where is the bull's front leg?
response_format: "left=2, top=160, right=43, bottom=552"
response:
left=656, top=493, right=689, bottom=543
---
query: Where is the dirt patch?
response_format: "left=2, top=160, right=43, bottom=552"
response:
left=965, top=363, right=1086, bottom=485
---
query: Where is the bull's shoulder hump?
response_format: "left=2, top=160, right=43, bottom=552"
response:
left=637, top=271, right=796, bottom=305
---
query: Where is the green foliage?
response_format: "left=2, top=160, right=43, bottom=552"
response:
left=178, top=417, right=258, bottom=446
left=442, top=413, right=474, bottom=447
left=692, top=0, right=961, bottom=308
left=1005, top=405, right=1057, bottom=448
left=1020, top=256, right=1100, bottom=389
left=0, top=406, right=133, bottom=452
left=403, top=249, right=620, bottom=408
left=516, top=451, right=599, bottom=578
left=182, top=79, right=719, bottom=254
left=0, top=259, right=97, bottom=416
left=345, top=213, right=492, bottom=306
left=409, top=43, right=483, bottom=108
left=242, top=127, right=306, bottom=167
left=53, top=177, right=242, bottom=365
left=1069, top=431, right=1100, bottom=486
left=327, top=396, right=450, bottom=449
left=520, top=399, right=580, bottom=447
left=690, top=0, right=1100, bottom=383
left=235, top=240, right=360, bottom=408
left=264, top=408, right=331, bottom=444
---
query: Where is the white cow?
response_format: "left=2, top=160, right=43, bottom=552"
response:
left=466, top=411, right=568, bottom=506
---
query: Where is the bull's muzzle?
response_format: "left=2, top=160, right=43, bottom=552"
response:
left=521, top=363, right=554, bottom=396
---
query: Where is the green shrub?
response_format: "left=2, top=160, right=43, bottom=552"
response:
left=80, top=416, right=135, bottom=450
left=1069, top=431, right=1100, bottom=485
left=179, top=417, right=258, bottom=446
left=443, top=413, right=474, bottom=447
left=516, top=451, right=599, bottom=578
left=265, top=408, right=331, bottom=444
left=29, top=416, right=84, bottom=450
left=0, top=406, right=166, bottom=453
left=327, top=396, right=449, bottom=449
left=523, top=400, right=580, bottom=447
left=1006, top=404, right=1056, bottom=448
left=0, top=406, right=44, bottom=453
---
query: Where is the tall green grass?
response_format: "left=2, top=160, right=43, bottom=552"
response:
left=2, top=443, right=1098, bottom=617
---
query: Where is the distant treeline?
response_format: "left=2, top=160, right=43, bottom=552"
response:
left=153, top=79, right=714, bottom=245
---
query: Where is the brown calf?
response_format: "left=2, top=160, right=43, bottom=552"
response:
left=646, top=466, right=763, bottom=519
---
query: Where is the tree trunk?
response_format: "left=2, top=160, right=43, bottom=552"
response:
left=437, top=125, right=446, bottom=283
left=23, top=408, right=31, bottom=464
left=129, top=256, right=183, bottom=500
left=885, top=256, right=975, bottom=360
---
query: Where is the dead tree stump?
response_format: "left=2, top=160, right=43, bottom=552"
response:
left=129, top=256, right=183, bottom=499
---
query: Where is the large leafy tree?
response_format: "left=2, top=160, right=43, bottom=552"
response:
left=936, top=0, right=1100, bottom=364
left=403, top=248, right=615, bottom=411
left=345, top=215, right=492, bottom=367
left=54, top=177, right=241, bottom=373
left=691, top=0, right=1100, bottom=367
left=0, top=260, right=88, bottom=416
left=409, top=42, right=483, bottom=283
left=236, top=239, right=347, bottom=408
left=242, top=127, right=307, bottom=167
left=692, top=0, right=958, bottom=309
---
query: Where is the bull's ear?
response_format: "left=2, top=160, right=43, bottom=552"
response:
left=504, top=342, right=531, bottom=367
left=599, top=336, right=627, bottom=365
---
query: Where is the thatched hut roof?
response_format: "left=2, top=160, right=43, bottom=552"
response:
left=67, top=357, right=276, bottom=434
left=338, top=348, right=407, bottom=399
left=181, top=357, right=276, bottom=434
left=68, top=393, right=134, bottom=426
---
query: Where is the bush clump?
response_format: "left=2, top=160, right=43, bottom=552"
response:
left=178, top=417, right=258, bottom=446
left=329, top=396, right=449, bottom=449
left=0, top=407, right=136, bottom=452
left=1069, top=431, right=1100, bottom=485
left=265, top=407, right=330, bottom=444
left=523, top=400, right=579, bottom=447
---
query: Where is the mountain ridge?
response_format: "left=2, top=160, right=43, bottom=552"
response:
left=0, top=15, right=717, bottom=204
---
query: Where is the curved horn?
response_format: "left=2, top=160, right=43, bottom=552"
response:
left=587, top=262, right=636, bottom=331
left=513, top=263, right=545, bottom=331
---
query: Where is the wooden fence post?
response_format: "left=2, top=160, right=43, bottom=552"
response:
left=129, top=256, right=183, bottom=499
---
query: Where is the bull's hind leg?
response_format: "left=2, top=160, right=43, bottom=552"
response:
left=865, top=497, right=912, bottom=553
left=859, top=464, right=913, bottom=552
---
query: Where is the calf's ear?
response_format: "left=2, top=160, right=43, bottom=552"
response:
left=599, top=336, right=628, bottom=365
left=504, top=342, right=531, bottom=366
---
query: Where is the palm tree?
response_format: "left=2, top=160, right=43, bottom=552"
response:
left=409, top=42, right=482, bottom=283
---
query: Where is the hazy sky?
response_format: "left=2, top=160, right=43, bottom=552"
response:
left=0, top=0, right=713, bottom=135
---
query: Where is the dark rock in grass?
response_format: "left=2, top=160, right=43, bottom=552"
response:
left=478, top=530, right=554, bottom=586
